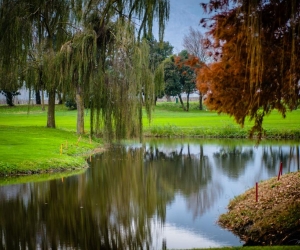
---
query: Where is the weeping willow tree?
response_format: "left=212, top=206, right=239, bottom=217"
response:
left=198, top=0, right=300, bottom=138
left=58, top=0, right=170, bottom=139
left=0, top=0, right=32, bottom=91
left=58, top=20, right=158, bottom=139
left=58, top=31, right=97, bottom=134
left=0, top=0, right=74, bottom=127
left=85, top=20, right=155, bottom=141
left=27, top=0, right=73, bottom=128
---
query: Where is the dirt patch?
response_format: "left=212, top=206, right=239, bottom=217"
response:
left=218, top=171, right=300, bottom=246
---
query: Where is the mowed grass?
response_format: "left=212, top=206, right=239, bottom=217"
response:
left=0, top=105, right=100, bottom=175
left=0, top=104, right=84, bottom=131
left=0, top=125, right=99, bottom=175
left=0, top=101, right=299, bottom=175
left=146, top=102, right=300, bottom=138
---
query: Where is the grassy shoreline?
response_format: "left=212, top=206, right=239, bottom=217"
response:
left=144, top=102, right=300, bottom=139
left=0, top=125, right=103, bottom=176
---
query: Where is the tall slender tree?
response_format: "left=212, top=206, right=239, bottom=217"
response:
left=69, top=0, right=170, bottom=138
left=183, top=27, right=208, bottom=110
left=163, top=56, right=182, bottom=101
left=174, top=50, right=197, bottom=111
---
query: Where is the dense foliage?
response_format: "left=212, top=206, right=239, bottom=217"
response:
left=195, top=0, right=300, bottom=138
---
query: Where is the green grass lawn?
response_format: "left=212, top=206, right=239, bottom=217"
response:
left=146, top=102, right=300, bottom=138
left=0, top=105, right=101, bottom=175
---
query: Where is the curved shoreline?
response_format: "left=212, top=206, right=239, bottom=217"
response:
left=0, top=147, right=106, bottom=177
left=218, top=171, right=300, bottom=246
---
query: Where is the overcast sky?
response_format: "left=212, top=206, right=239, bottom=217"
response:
left=153, top=0, right=209, bottom=54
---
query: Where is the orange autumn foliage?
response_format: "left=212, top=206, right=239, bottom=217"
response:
left=188, top=0, right=300, bottom=138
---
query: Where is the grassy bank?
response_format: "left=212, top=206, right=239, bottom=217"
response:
left=0, top=105, right=102, bottom=175
left=0, top=125, right=101, bottom=175
left=144, top=102, right=300, bottom=138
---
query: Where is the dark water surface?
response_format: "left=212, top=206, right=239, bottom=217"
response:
left=0, top=139, right=299, bottom=249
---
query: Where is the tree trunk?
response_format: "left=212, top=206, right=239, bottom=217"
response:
left=41, top=89, right=45, bottom=111
left=5, top=92, right=14, bottom=106
left=186, top=92, right=190, bottom=111
left=57, top=92, right=63, bottom=104
left=178, top=94, right=186, bottom=111
left=47, top=90, right=56, bottom=128
left=35, top=89, right=41, bottom=104
left=76, top=84, right=85, bottom=135
left=199, top=92, right=203, bottom=110
left=38, top=68, right=44, bottom=109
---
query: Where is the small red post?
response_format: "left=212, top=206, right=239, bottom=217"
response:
left=256, top=182, right=258, bottom=202
left=277, top=162, right=283, bottom=180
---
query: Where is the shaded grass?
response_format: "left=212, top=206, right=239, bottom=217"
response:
left=0, top=104, right=87, bottom=131
left=2, top=102, right=300, bottom=138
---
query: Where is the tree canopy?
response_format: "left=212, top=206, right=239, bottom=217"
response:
left=196, top=0, right=300, bottom=138
left=163, top=50, right=197, bottom=111
left=147, top=36, right=173, bottom=102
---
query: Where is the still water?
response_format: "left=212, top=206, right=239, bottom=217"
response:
left=0, top=139, right=299, bottom=249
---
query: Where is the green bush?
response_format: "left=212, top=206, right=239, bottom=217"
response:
left=65, top=98, right=77, bottom=110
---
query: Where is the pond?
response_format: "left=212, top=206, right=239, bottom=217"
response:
left=0, top=139, right=299, bottom=249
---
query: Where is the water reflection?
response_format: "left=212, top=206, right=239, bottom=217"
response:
left=213, top=145, right=254, bottom=178
left=0, top=139, right=299, bottom=249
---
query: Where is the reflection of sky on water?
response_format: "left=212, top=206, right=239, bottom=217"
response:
left=153, top=222, right=223, bottom=249
left=143, top=140, right=300, bottom=249
left=160, top=194, right=242, bottom=249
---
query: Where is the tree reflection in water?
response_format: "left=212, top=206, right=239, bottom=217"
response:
left=0, top=140, right=299, bottom=249
left=144, top=143, right=222, bottom=218
left=0, top=146, right=167, bottom=249
left=213, top=145, right=254, bottom=178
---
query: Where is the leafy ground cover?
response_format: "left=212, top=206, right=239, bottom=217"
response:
left=218, top=172, right=300, bottom=246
